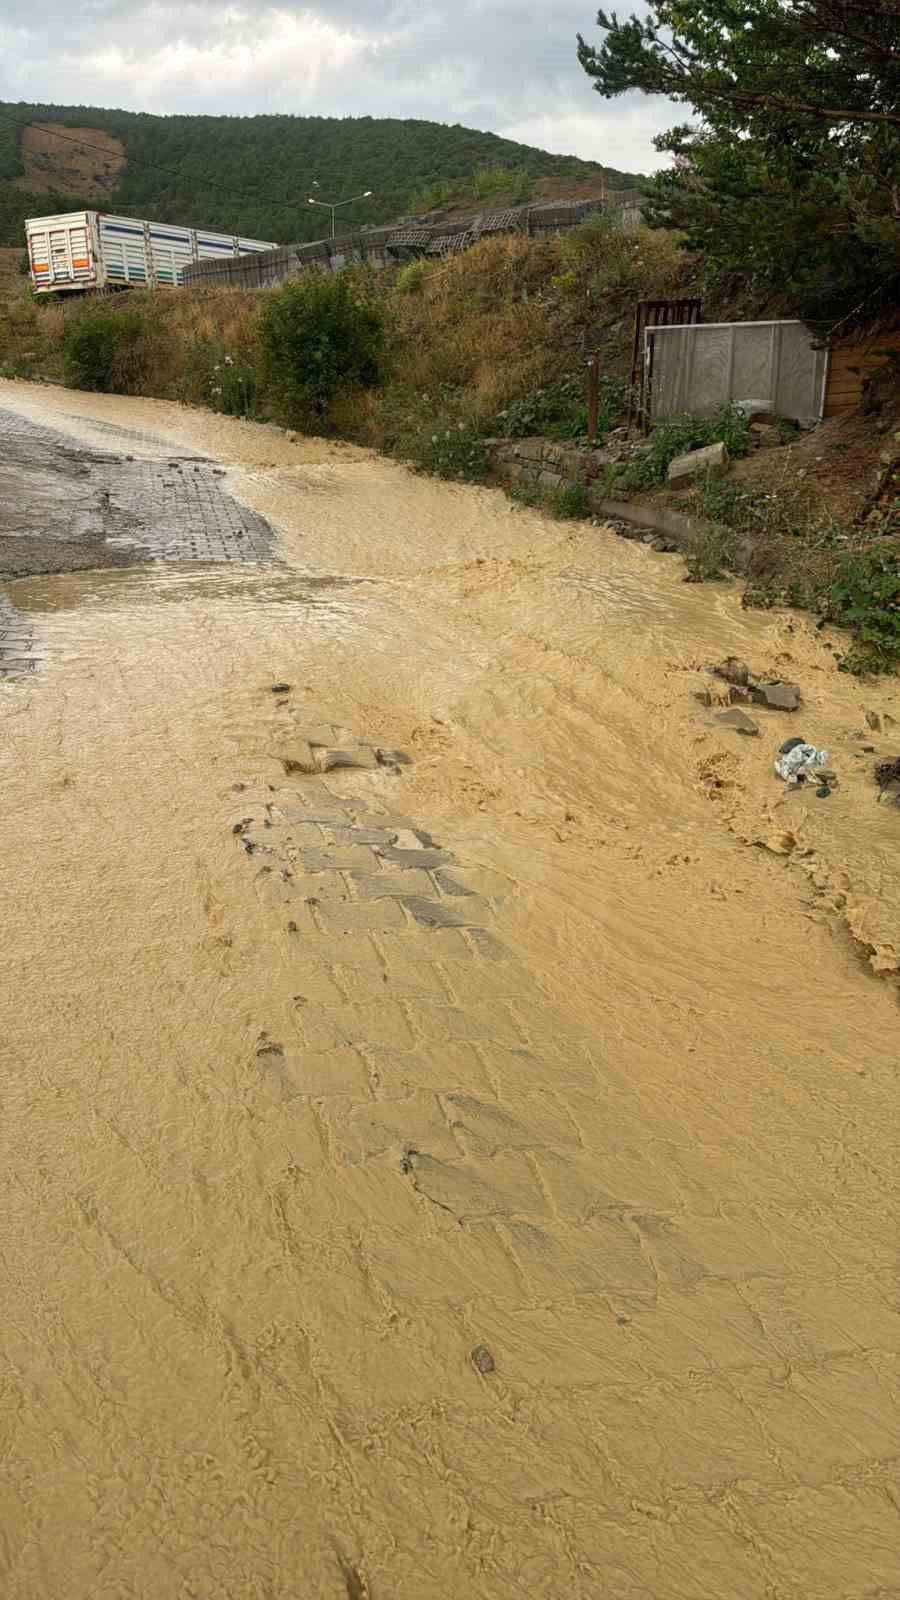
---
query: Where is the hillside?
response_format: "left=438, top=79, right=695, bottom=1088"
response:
left=0, top=102, right=641, bottom=246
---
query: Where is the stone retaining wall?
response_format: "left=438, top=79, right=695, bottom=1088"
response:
left=485, top=436, right=706, bottom=553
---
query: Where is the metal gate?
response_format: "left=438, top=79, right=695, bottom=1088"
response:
left=646, top=319, right=828, bottom=428
left=631, top=298, right=702, bottom=426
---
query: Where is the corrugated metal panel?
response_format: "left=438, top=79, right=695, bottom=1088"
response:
left=26, top=211, right=97, bottom=290
left=147, top=221, right=194, bottom=285
left=100, top=215, right=150, bottom=284
left=647, top=321, right=828, bottom=427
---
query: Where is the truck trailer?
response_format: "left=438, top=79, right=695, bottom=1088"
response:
left=25, top=210, right=278, bottom=295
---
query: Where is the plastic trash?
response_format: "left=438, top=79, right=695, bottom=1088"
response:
left=774, top=742, right=829, bottom=783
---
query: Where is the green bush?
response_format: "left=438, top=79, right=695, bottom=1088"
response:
left=191, top=340, right=259, bottom=417
left=612, top=406, right=751, bottom=493
left=496, top=373, right=627, bottom=442
left=472, top=164, right=534, bottom=202
left=415, top=421, right=490, bottom=481
left=396, top=259, right=428, bottom=295
left=62, top=307, right=147, bottom=392
left=823, top=546, right=900, bottom=675
left=553, top=480, right=590, bottom=519
left=258, top=273, right=384, bottom=431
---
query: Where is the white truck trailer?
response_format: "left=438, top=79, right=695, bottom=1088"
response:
left=25, top=210, right=278, bottom=295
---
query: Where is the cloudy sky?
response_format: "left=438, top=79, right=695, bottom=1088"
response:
left=2, top=1, right=675, bottom=173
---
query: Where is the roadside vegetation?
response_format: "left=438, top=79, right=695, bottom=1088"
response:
left=0, top=160, right=895, bottom=674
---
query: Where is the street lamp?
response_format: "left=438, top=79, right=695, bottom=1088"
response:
left=307, top=189, right=374, bottom=239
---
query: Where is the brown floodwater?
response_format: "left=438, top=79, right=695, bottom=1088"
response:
left=1, top=379, right=898, bottom=1600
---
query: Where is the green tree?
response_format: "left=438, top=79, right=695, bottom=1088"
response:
left=577, top=0, right=900, bottom=315
left=258, top=271, right=384, bottom=431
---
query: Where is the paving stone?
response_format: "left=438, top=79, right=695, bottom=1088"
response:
left=376, top=927, right=473, bottom=963
left=296, top=846, right=378, bottom=873
left=465, top=928, right=511, bottom=961
left=278, top=1045, right=372, bottom=1097
left=353, top=870, right=434, bottom=899
left=401, top=895, right=482, bottom=929
left=325, top=825, right=396, bottom=846
left=314, top=899, right=407, bottom=934
left=302, top=935, right=385, bottom=969
left=406, top=1150, right=549, bottom=1218
left=324, top=1091, right=458, bottom=1165
left=377, top=846, right=455, bottom=870
left=294, top=870, right=352, bottom=903
left=365, top=1041, right=494, bottom=1099
left=391, top=828, right=430, bottom=850
left=258, top=1100, right=326, bottom=1172
left=254, top=869, right=307, bottom=911
left=410, top=1001, right=525, bottom=1046
left=291, top=964, right=348, bottom=1008
left=432, top=868, right=478, bottom=896
left=479, top=1040, right=599, bottom=1094
left=436, top=958, right=529, bottom=1003
left=295, top=1001, right=414, bottom=1053
left=366, top=1217, right=522, bottom=1301
left=441, top=1088, right=580, bottom=1153
left=339, top=958, right=448, bottom=1002
left=499, top=1218, right=617, bottom=1297
left=266, top=825, right=328, bottom=855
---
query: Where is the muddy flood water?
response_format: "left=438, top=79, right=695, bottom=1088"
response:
left=1, top=378, right=898, bottom=1600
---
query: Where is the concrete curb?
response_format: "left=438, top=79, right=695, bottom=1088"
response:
left=590, top=498, right=708, bottom=547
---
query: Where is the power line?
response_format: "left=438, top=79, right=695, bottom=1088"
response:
left=0, top=108, right=322, bottom=224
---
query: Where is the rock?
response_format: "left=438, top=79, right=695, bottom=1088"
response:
left=666, top=440, right=729, bottom=484
left=270, top=682, right=291, bottom=694
left=751, top=680, right=801, bottom=711
left=281, top=740, right=318, bottom=774
left=715, top=708, right=760, bottom=736
left=749, top=424, right=784, bottom=449
left=874, top=756, right=900, bottom=789
left=318, top=745, right=379, bottom=772
left=292, top=720, right=337, bottom=747
left=376, top=747, right=412, bottom=767
left=471, top=1344, right=495, bottom=1375
left=878, top=782, right=900, bottom=807
left=816, top=786, right=831, bottom=799
left=866, top=710, right=882, bottom=731
left=713, top=657, right=750, bottom=687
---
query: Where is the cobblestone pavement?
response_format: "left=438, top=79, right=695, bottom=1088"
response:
left=0, top=594, right=45, bottom=679
left=0, top=406, right=277, bottom=679
left=222, top=727, right=900, bottom=1600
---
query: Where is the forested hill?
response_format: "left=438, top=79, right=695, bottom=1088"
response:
left=0, top=103, right=641, bottom=245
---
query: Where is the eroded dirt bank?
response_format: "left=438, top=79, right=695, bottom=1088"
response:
left=1, top=379, right=898, bottom=1600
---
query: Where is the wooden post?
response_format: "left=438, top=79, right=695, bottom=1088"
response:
left=587, top=352, right=599, bottom=445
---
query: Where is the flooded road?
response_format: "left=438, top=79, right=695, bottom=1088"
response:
left=1, top=378, right=899, bottom=1600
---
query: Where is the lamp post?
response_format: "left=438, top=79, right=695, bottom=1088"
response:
left=307, top=189, right=373, bottom=239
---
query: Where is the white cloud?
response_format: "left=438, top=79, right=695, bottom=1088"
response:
left=2, top=0, right=679, bottom=174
